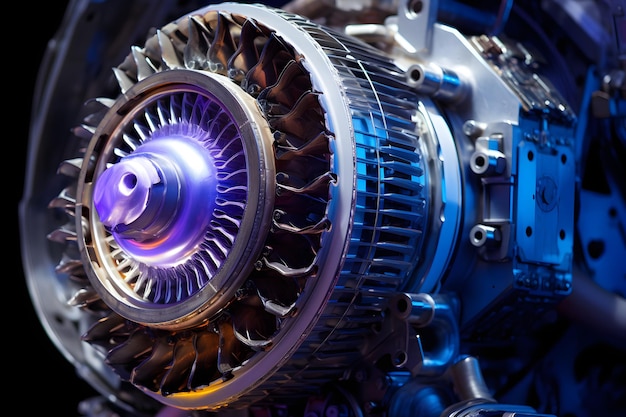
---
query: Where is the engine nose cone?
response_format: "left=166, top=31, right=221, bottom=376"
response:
left=93, top=135, right=218, bottom=266
left=93, top=154, right=161, bottom=228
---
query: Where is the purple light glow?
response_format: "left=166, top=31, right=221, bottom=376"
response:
left=94, top=133, right=219, bottom=267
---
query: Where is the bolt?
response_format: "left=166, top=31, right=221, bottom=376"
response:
left=462, top=120, right=487, bottom=138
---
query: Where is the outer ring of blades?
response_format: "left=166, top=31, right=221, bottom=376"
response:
left=70, top=4, right=347, bottom=410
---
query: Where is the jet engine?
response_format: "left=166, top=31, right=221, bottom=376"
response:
left=19, top=1, right=626, bottom=416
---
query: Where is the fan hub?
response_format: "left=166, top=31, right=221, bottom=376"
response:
left=94, top=136, right=218, bottom=266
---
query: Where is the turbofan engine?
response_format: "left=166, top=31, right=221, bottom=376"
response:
left=20, top=1, right=625, bottom=416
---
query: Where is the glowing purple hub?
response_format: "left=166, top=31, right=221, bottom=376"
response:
left=93, top=133, right=218, bottom=267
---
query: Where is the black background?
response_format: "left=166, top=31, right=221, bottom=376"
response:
left=15, top=2, right=99, bottom=415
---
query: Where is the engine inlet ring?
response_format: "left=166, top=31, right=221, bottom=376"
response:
left=77, top=70, right=276, bottom=328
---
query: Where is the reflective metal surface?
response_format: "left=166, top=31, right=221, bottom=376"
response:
left=19, top=1, right=625, bottom=416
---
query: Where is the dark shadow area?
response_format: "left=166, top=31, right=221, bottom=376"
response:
left=15, top=2, right=99, bottom=415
